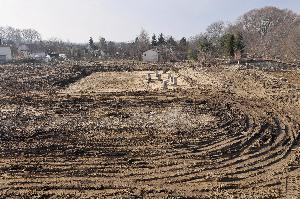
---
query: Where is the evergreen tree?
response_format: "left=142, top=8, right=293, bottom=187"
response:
left=175, top=37, right=188, bottom=60
left=198, top=36, right=212, bottom=53
left=167, top=36, right=177, bottom=46
left=89, top=37, right=96, bottom=50
left=89, top=37, right=93, bottom=47
left=221, top=34, right=235, bottom=57
left=234, top=32, right=245, bottom=53
left=179, top=37, right=187, bottom=47
left=151, top=34, right=157, bottom=46
left=158, top=33, right=166, bottom=45
left=187, top=49, right=198, bottom=60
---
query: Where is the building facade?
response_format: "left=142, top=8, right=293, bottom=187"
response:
left=142, top=49, right=159, bottom=62
left=0, top=47, right=12, bottom=63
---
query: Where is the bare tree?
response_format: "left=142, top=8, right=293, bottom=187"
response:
left=0, top=26, right=42, bottom=44
left=205, top=21, right=227, bottom=57
left=206, top=21, right=226, bottom=40
left=99, top=37, right=107, bottom=53
left=0, top=27, right=5, bottom=41
left=5, top=27, right=22, bottom=44
left=21, top=29, right=41, bottom=43
left=285, top=17, right=300, bottom=62
left=235, top=7, right=298, bottom=59
left=137, top=29, right=150, bottom=53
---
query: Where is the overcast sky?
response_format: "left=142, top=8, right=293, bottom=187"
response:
left=1, top=0, right=299, bottom=43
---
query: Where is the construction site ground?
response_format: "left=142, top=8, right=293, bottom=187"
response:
left=0, top=61, right=299, bottom=198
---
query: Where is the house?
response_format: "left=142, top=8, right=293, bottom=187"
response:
left=18, top=44, right=46, bottom=59
left=142, top=49, right=159, bottom=62
left=0, top=47, right=12, bottom=63
left=30, top=52, right=47, bottom=60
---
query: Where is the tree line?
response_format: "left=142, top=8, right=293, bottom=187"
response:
left=0, top=26, right=41, bottom=44
left=88, top=30, right=188, bottom=61
left=88, top=7, right=299, bottom=62
left=189, top=7, right=300, bottom=62
left=1, top=6, right=299, bottom=62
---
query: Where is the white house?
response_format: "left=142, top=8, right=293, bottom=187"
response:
left=0, top=47, right=12, bottom=63
left=30, top=52, right=46, bottom=60
left=142, top=49, right=159, bottom=62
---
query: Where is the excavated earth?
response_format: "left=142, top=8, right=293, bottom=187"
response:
left=0, top=61, right=299, bottom=198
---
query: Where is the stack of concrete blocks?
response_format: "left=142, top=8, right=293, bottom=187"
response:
left=168, top=73, right=178, bottom=86
left=147, top=73, right=152, bottom=83
left=173, top=76, right=177, bottom=86
left=156, top=71, right=162, bottom=81
left=163, top=80, right=168, bottom=90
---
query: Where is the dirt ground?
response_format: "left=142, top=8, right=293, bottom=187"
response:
left=0, top=61, right=299, bottom=198
left=63, top=71, right=189, bottom=93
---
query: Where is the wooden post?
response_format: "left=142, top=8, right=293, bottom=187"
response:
left=194, top=98, right=196, bottom=115
left=286, top=175, right=288, bottom=194
left=285, top=167, right=288, bottom=195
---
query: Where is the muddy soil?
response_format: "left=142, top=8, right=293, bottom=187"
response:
left=0, top=61, right=299, bottom=198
